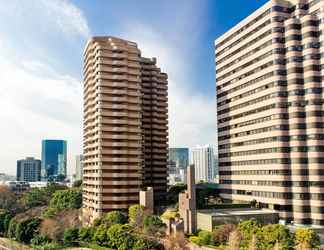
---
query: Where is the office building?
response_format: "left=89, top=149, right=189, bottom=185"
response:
left=189, top=145, right=216, bottom=183
left=75, top=155, right=84, bottom=181
left=216, top=0, right=324, bottom=225
left=41, top=139, right=67, bottom=180
left=83, top=36, right=168, bottom=221
left=169, top=148, right=189, bottom=169
left=17, top=157, right=41, bottom=182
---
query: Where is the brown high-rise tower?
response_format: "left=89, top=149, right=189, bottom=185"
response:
left=82, top=37, right=168, bottom=222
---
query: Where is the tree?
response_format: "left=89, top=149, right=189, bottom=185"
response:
left=72, top=180, right=82, bottom=188
left=0, top=186, right=22, bottom=213
left=78, top=227, right=95, bottom=243
left=93, top=224, right=110, bottom=246
left=133, top=235, right=164, bottom=250
left=249, top=234, right=257, bottom=250
left=238, top=219, right=260, bottom=248
left=165, top=233, right=190, bottom=250
left=7, top=218, right=18, bottom=239
left=22, top=183, right=66, bottom=208
left=103, top=211, right=127, bottom=226
left=0, top=210, right=12, bottom=235
left=128, top=204, right=145, bottom=230
left=227, top=230, right=241, bottom=250
left=107, top=224, right=135, bottom=250
left=167, top=184, right=187, bottom=205
left=16, top=217, right=42, bottom=243
left=30, top=235, right=51, bottom=247
left=43, top=189, right=82, bottom=217
left=198, top=230, right=213, bottom=246
left=213, top=224, right=236, bottom=245
left=63, top=227, right=79, bottom=246
left=143, top=215, right=166, bottom=237
left=295, top=228, right=320, bottom=250
left=258, top=224, right=293, bottom=250
left=49, top=189, right=82, bottom=210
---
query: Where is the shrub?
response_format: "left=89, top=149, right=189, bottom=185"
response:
left=295, top=228, right=320, bottom=250
left=63, top=227, right=79, bottom=246
left=212, top=224, right=236, bottom=245
left=16, top=217, right=42, bottom=243
left=133, top=235, right=164, bottom=250
left=32, top=242, right=63, bottom=250
left=31, top=235, right=52, bottom=246
left=0, top=210, right=12, bottom=235
left=128, top=204, right=145, bottom=229
left=78, top=227, right=95, bottom=242
left=7, top=218, right=18, bottom=239
left=227, top=230, right=242, bottom=250
left=107, top=224, right=135, bottom=250
left=258, top=224, right=293, bottom=250
left=48, top=189, right=82, bottom=210
left=93, top=224, right=110, bottom=246
left=198, top=230, right=213, bottom=245
left=103, top=211, right=127, bottom=226
left=22, top=183, right=66, bottom=208
left=143, top=215, right=165, bottom=237
left=189, top=236, right=201, bottom=245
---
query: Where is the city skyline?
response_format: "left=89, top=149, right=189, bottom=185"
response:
left=0, top=0, right=268, bottom=175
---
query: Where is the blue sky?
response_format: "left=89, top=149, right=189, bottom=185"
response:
left=0, top=0, right=268, bottom=175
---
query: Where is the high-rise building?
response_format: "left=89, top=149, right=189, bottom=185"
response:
left=17, top=157, right=41, bottom=182
left=41, top=140, right=67, bottom=180
left=216, top=0, right=324, bottom=225
left=169, top=148, right=189, bottom=169
left=75, top=155, right=84, bottom=181
left=82, top=36, right=168, bottom=221
left=189, top=145, right=216, bottom=183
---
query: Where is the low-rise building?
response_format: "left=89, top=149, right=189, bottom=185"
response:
left=17, top=157, right=41, bottom=182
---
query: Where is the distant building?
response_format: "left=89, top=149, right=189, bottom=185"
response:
left=168, top=161, right=187, bottom=185
left=190, top=145, right=216, bottom=183
left=0, top=173, right=15, bottom=182
left=169, top=148, right=189, bottom=169
left=75, top=155, right=83, bottom=181
left=5, top=181, right=30, bottom=193
left=17, top=157, right=41, bottom=182
left=41, top=139, right=67, bottom=180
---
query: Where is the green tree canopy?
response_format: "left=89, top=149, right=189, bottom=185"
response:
left=63, top=227, right=79, bottom=246
left=143, top=215, right=166, bottom=237
left=103, top=211, right=127, bottom=226
left=22, top=183, right=66, bottom=208
left=128, top=204, right=145, bottom=229
left=295, top=228, right=320, bottom=250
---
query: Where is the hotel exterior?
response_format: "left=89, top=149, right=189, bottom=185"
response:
left=216, top=0, right=324, bottom=225
left=82, top=36, right=168, bottom=221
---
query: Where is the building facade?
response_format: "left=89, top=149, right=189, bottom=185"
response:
left=75, top=155, right=84, bottom=181
left=169, top=148, right=189, bottom=169
left=41, top=140, right=67, bottom=180
left=82, top=36, right=168, bottom=221
left=189, top=145, right=216, bottom=183
left=216, top=0, right=324, bottom=225
left=17, top=157, right=41, bottom=182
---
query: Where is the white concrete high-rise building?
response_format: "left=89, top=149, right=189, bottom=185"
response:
left=75, top=155, right=83, bottom=181
left=189, top=145, right=216, bottom=183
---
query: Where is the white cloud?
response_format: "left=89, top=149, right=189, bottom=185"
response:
left=39, top=0, right=91, bottom=38
left=0, top=0, right=89, bottom=175
left=121, top=23, right=217, bottom=148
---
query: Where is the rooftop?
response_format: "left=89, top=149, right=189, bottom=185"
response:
left=198, top=208, right=278, bottom=217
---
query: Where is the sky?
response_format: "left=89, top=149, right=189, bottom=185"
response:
left=0, top=0, right=269, bottom=175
